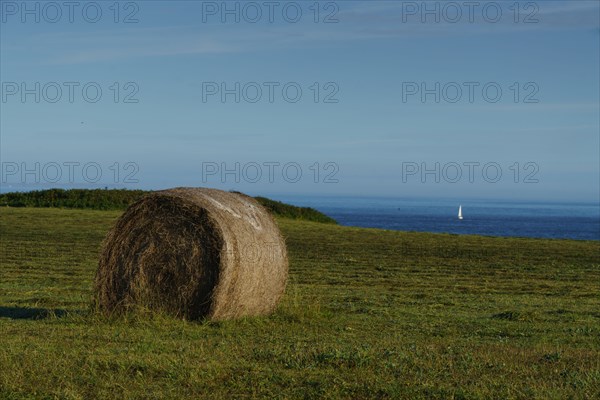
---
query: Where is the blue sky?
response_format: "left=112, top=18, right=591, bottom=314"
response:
left=1, top=0, right=598, bottom=202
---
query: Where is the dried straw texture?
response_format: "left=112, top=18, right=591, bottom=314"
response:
left=95, top=188, right=288, bottom=321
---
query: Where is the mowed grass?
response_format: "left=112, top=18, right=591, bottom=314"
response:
left=0, top=208, right=599, bottom=399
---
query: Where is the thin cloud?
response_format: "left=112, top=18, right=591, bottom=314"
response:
left=32, top=27, right=238, bottom=64
left=337, top=0, right=600, bottom=34
left=2, top=1, right=598, bottom=65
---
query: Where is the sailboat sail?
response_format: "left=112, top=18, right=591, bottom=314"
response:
left=458, top=205, right=463, bottom=220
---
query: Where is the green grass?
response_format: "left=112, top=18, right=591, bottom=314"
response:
left=252, top=196, right=337, bottom=224
left=0, top=207, right=599, bottom=399
left=0, top=189, right=337, bottom=224
left=0, top=189, right=147, bottom=210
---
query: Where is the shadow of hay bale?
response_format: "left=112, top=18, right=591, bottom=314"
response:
left=0, top=306, right=72, bottom=320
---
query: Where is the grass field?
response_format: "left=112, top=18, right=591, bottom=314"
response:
left=0, top=207, right=599, bottom=399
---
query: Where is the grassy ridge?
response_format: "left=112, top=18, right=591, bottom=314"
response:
left=253, top=196, right=337, bottom=224
left=0, top=188, right=146, bottom=210
left=0, top=207, right=598, bottom=399
left=0, top=189, right=336, bottom=224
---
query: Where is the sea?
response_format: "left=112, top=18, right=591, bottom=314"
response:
left=271, top=195, right=600, bottom=241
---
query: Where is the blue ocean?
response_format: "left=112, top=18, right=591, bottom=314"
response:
left=272, top=195, right=600, bottom=241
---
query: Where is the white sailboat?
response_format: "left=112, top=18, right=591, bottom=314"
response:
left=458, top=205, right=463, bottom=220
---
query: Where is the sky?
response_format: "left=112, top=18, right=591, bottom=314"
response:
left=1, top=0, right=599, bottom=202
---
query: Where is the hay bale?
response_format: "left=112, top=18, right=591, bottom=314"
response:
left=95, top=187, right=288, bottom=321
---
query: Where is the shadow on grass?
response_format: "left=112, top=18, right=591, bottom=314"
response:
left=0, top=306, right=75, bottom=320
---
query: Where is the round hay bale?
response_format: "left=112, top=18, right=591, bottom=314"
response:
left=95, top=187, right=288, bottom=321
